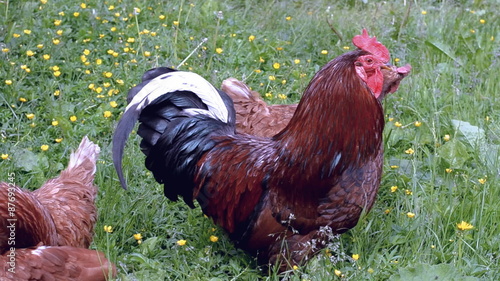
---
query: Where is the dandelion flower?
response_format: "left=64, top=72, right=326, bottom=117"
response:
left=103, top=111, right=112, bottom=118
left=43, top=54, right=51, bottom=60
left=40, top=145, right=49, bottom=151
left=26, top=50, right=35, bottom=57
left=1, top=154, right=8, bottom=160
left=133, top=233, right=143, bottom=240
left=26, top=113, right=35, bottom=120
left=390, top=186, right=398, bottom=192
left=209, top=235, right=218, bottom=242
left=176, top=239, right=187, bottom=246
left=215, top=48, right=223, bottom=54
left=54, top=19, right=62, bottom=26
left=414, top=121, right=422, bottom=127
left=457, top=221, right=473, bottom=231
left=352, top=254, right=360, bottom=261
left=248, top=35, right=255, bottom=42
left=80, top=3, right=87, bottom=9
left=52, top=120, right=59, bottom=126
left=53, top=71, right=61, bottom=77
left=273, top=62, right=280, bottom=69
left=70, top=115, right=77, bottom=122
left=103, top=225, right=113, bottom=233
left=407, top=212, right=416, bottom=218
left=110, top=101, right=118, bottom=108
left=103, top=72, right=113, bottom=78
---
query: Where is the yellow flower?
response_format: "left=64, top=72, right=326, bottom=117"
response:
left=394, top=58, right=400, bottom=63
left=259, top=57, right=265, bottom=63
left=73, top=12, right=80, bottom=17
left=394, top=121, right=402, bottom=127
left=109, top=101, right=118, bottom=108
left=83, top=49, right=90, bottom=55
left=367, top=268, right=374, bottom=274
left=52, top=120, right=59, bottom=126
left=54, top=19, right=62, bottom=26
left=407, top=212, right=416, bottom=218
left=159, top=15, right=166, bottom=20
left=445, top=168, right=453, bottom=173
left=334, top=269, right=342, bottom=277
left=278, top=94, right=287, bottom=100
left=390, top=185, right=398, bottom=193
left=173, top=21, right=179, bottom=26
left=414, top=121, right=422, bottom=127
left=248, top=35, right=255, bottom=42
left=116, top=79, right=124, bottom=85
left=1, top=48, right=9, bottom=53
left=292, top=265, right=299, bottom=270
left=390, top=165, right=399, bottom=169
left=133, top=233, right=143, bottom=240
left=405, top=148, right=414, bottom=154
left=443, top=134, right=450, bottom=141
left=1, top=154, right=8, bottom=160
left=103, top=111, right=112, bottom=118
left=53, top=71, right=61, bottom=77
left=384, top=209, right=391, bottom=214
left=254, top=69, right=262, bottom=73
left=285, top=16, right=292, bottom=21
left=209, top=235, right=218, bottom=242
left=215, top=48, right=223, bottom=54
left=479, top=19, right=485, bottom=24
left=80, top=3, right=87, bottom=9
left=54, top=90, right=60, bottom=96
left=127, top=37, right=135, bottom=43
left=352, top=254, right=360, bottom=261
left=103, top=225, right=113, bottom=233
left=40, top=144, right=49, bottom=151
left=52, top=38, right=60, bottom=45
left=478, top=178, right=486, bottom=184
left=55, top=138, right=63, bottom=143
left=56, top=29, right=63, bottom=36
left=26, top=113, right=35, bottom=120
left=343, top=46, right=350, bottom=50
left=294, top=59, right=300, bottom=64
left=40, top=0, right=47, bottom=4
left=43, top=54, right=51, bottom=60
left=273, top=62, right=280, bottom=69
left=421, top=10, right=427, bottom=15
left=268, top=75, right=276, bottom=81
left=176, top=239, right=187, bottom=246
left=276, top=47, right=283, bottom=51
left=96, top=59, right=103, bottom=65
left=103, top=72, right=113, bottom=78
left=470, top=29, right=475, bottom=34
left=26, top=50, right=35, bottom=57
left=5, top=80, right=13, bottom=85
left=457, top=221, right=474, bottom=231
left=321, top=50, right=328, bottom=55
left=144, top=51, right=151, bottom=57
left=405, top=189, right=413, bottom=195
left=70, top=115, right=77, bottom=122
left=19, top=97, right=27, bottom=102
left=24, top=29, right=32, bottom=35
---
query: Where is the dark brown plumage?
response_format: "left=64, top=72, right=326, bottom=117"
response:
left=0, top=137, right=115, bottom=280
left=222, top=64, right=410, bottom=137
left=113, top=30, right=411, bottom=271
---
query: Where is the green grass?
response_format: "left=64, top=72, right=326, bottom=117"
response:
left=1, top=0, right=500, bottom=280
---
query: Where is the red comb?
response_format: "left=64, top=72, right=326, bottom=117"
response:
left=352, top=29, right=390, bottom=63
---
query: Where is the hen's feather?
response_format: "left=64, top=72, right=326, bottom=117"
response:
left=0, top=246, right=115, bottom=281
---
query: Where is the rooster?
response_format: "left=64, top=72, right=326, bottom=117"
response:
left=0, top=136, right=115, bottom=280
left=113, top=29, right=411, bottom=270
left=222, top=63, right=411, bottom=137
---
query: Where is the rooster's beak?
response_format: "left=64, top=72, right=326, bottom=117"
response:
left=381, top=64, right=392, bottom=70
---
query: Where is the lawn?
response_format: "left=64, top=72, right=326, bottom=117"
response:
left=1, top=0, right=499, bottom=280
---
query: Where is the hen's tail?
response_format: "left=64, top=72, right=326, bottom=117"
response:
left=33, top=137, right=100, bottom=248
left=0, top=246, right=116, bottom=281
left=222, top=77, right=270, bottom=115
left=113, top=68, right=235, bottom=206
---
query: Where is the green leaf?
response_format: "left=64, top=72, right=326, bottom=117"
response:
left=13, top=148, right=38, bottom=172
left=438, top=139, right=470, bottom=168
left=389, top=263, right=479, bottom=281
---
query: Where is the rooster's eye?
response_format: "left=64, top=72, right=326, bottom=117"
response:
left=366, top=58, right=373, bottom=64
left=355, top=62, right=363, bottom=66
